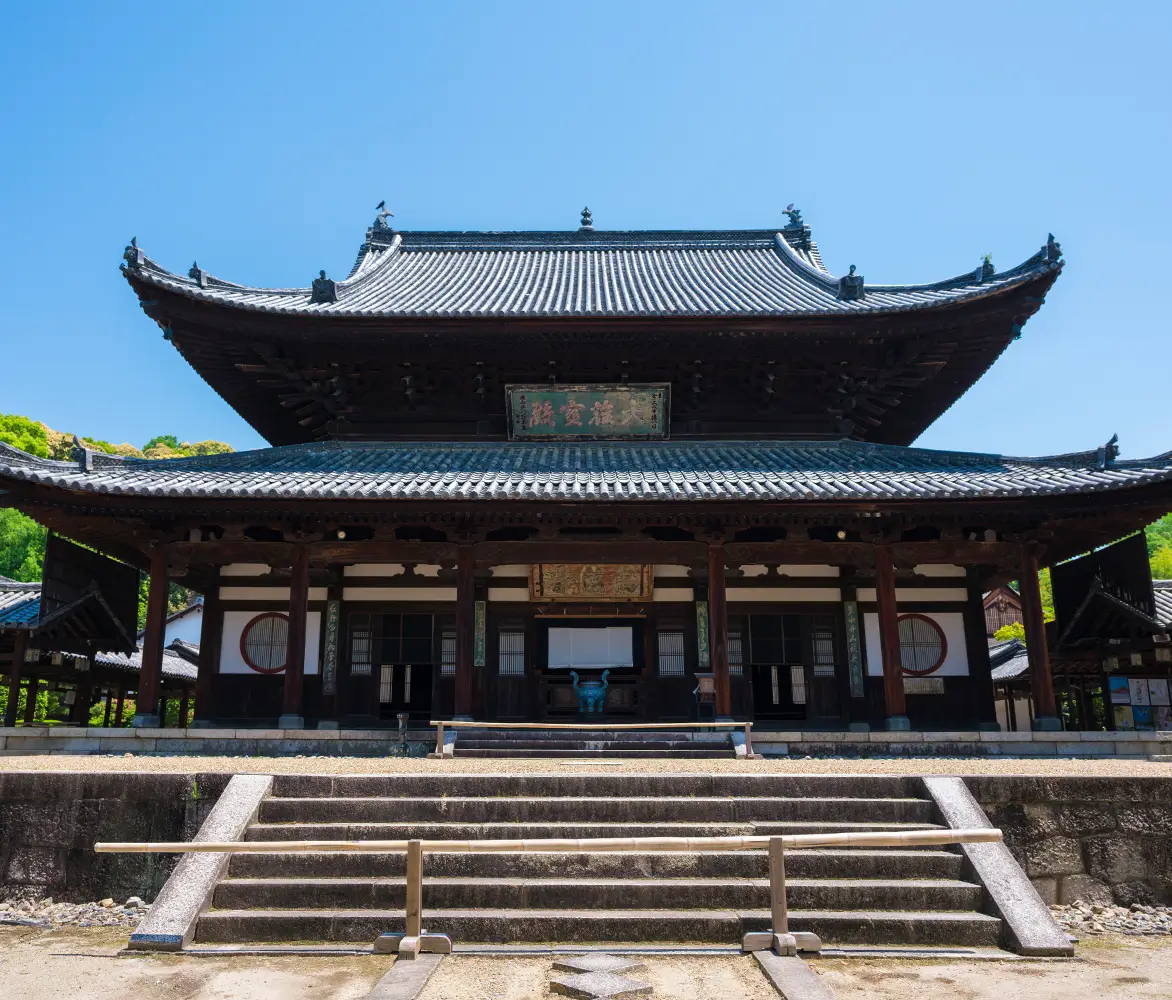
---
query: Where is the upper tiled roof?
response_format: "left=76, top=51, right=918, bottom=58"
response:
left=123, top=225, right=1064, bottom=319
left=1154, top=581, right=1172, bottom=627
left=3, top=438, right=1170, bottom=504
left=0, top=580, right=40, bottom=627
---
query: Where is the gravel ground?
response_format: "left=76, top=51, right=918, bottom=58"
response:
left=0, top=754, right=1170, bottom=776
left=1052, top=902, right=1172, bottom=936
left=817, top=936, right=1172, bottom=1000
left=0, top=896, right=149, bottom=929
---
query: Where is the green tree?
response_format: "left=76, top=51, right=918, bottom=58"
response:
left=0, top=508, right=47, bottom=581
left=143, top=434, right=180, bottom=452
left=1151, top=546, right=1172, bottom=580
left=0, top=414, right=50, bottom=457
left=1147, top=514, right=1172, bottom=557
left=993, top=621, right=1026, bottom=643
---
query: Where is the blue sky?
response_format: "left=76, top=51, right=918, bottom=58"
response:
left=1, top=2, right=1168, bottom=457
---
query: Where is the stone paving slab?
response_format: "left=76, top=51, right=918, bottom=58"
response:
left=551, top=955, right=646, bottom=974
left=549, top=970, right=652, bottom=999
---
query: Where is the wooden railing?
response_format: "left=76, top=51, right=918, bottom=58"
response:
left=95, top=828, right=1002, bottom=955
left=429, top=718, right=755, bottom=757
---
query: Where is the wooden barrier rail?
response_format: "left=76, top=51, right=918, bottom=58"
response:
left=429, top=718, right=755, bottom=757
left=96, top=828, right=1001, bottom=956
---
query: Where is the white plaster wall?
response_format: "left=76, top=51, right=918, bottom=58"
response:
left=219, top=610, right=321, bottom=675
left=163, top=606, right=203, bottom=646
left=863, top=611, right=970, bottom=676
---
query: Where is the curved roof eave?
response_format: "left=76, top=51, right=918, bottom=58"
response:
left=121, top=228, right=1063, bottom=321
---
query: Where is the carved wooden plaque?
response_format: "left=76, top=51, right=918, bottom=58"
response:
left=530, top=564, right=653, bottom=601
left=506, top=384, right=669, bottom=440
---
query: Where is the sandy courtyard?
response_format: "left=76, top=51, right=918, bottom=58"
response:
left=2, top=927, right=1170, bottom=1000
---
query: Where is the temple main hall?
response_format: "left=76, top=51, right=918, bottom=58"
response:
left=3, top=208, right=1171, bottom=733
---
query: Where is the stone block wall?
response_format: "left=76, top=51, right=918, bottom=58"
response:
left=0, top=772, right=228, bottom=903
left=967, top=776, right=1172, bottom=907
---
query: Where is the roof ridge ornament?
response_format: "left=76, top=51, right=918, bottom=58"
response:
left=1097, top=433, right=1120, bottom=470
left=122, top=237, right=144, bottom=271
left=839, top=264, right=865, bottom=301
left=1043, top=233, right=1063, bottom=268
left=783, top=203, right=804, bottom=228
left=579, top=207, right=594, bottom=232
left=310, top=270, right=338, bottom=305
left=980, top=253, right=995, bottom=282
left=374, top=200, right=394, bottom=231
left=188, top=261, right=208, bottom=289
left=71, top=435, right=94, bottom=473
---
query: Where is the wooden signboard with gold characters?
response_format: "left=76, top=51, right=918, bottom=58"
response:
left=530, top=564, right=653, bottom=602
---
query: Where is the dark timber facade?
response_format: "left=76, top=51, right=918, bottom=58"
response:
left=3, top=214, right=1172, bottom=732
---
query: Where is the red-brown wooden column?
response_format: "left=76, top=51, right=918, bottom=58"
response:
left=708, top=542, right=731, bottom=718
left=875, top=544, right=910, bottom=731
left=133, top=546, right=168, bottom=727
left=4, top=631, right=28, bottom=728
left=1019, top=546, right=1060, bottom=730
left=192, top=586, right=221, bottom=727
left=279, top=544, right=310, bottom=729
left=23, top=673, right=39, bottom=724
left=454, top=545, right=475, bottom=719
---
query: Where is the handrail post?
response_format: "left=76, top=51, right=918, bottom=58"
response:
left=406, top=839, right=423, bottom=938
left=744, top=721, right=754, bottom=758
left=768, top=835, right=788, bottom=936
left=434, top=720, right=445, bottom=757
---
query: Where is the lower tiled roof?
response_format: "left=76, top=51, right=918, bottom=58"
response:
left=1154, top=581, right=1172, bottom=628
left=3, top=439, right=1172, bottom=504
left=0, top=582, right=40, bottom=627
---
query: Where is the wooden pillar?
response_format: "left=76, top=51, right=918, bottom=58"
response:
left=280, top=544, right=310, bottom=729
left=963, top=572, right=1000, bottom=730
left=101, top=691, right=112, bottom=727
left=72, top=674, right=93, bottom=725
left=114, top=687, right=125, bottom=727
left=134, top=545, right=169, bottom=727
left=179, top=691, right=189, bottom=728
left=874, top=544, right=909, bottom=730
left=23, top=674, right=39, bottom=724
left=1019, top=546, right=1059, bottom=730
left=454, top=545, right=475, bottom=719
left=708, top=543, right=731, bottom=718
left=193, top=588, right=221, bottom=725
left=3, top=631, right=28, bottom=728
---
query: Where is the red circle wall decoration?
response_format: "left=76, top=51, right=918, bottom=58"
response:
left=239, top=612, right=290, bottom=674
left=896, top=613, right=948, bottom=676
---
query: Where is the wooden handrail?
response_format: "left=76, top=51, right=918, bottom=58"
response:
left=430, top=718, right=755, bottom=757
left=95, top=828, right=1001, bottom=854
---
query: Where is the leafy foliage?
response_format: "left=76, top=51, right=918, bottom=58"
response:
left=993, top=620, right=1026, bottom=643
left=0, top=508, right=47, bottom=581
left=0, top=414, right=50, bottom=458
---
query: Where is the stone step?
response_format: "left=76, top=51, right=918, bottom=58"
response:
left=257, top=796, right=936, bottom=825
left=212, top=876, right=982, bottom=912
left=452, top=740, right=723, bottom=751
left=195, top=907, right=1002, bottom=946
left=245, top=820, right=945, bottom=841
left=453, top=747, right=734, bottom=758
left=227, top=848, right=964, bottom=881
left=268, top=774, right=926, bottom=799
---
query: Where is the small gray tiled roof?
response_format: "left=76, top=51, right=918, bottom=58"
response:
left=124, top=226, right=1062, bottom=319
left=3, top=438, right=1172, bottom=504
left=1154, top=581, right=1172, bottom=627
left=95, top=646, right=197, bottom=683
left=0, top=580, right=40, bottom=627
left=989, top=638, right=1030, bottom=682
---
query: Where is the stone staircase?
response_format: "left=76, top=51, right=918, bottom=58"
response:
left=449, top=728, right=736, bottom=758
left=192, top=774, right=1003, bottom=948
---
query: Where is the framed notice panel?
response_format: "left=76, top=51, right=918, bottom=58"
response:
left=531, top=564, right=653, bottom=602
left=506, top=384, right=669, bottom=440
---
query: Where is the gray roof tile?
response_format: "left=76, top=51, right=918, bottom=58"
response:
left=3, top=439, right=1170, bottom=505
left=125, top=228, right=1062, bottom=319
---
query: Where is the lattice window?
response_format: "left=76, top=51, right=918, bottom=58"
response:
left=499, top=630, right=526, bottom=676
left=790, top=664, right=808, bottom=704
left=349, top=614, right=373, bottom=676
left=728, top=631, right=744, bottom=677
left=440, top=630, right=456, bottom=676
left=898, top=614, right=947, bottom=675
left=240, top=612, right=289, bottom=674
left=812, top=627, right=836, bottom=678
left=379, top=664, right=394, bottom=703
left=658, top=630, right=686, bottom=676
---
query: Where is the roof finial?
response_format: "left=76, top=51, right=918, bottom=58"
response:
left=188, top=261, right=207, bottom=288
left=783, top=203, right=803, bottom=228
left=1043, top=233, right=1063, bottom=267
left=980, top=253, right=995, bottom=281
left=1097, top=433, right=1120, bottom=470
left=374, top=200, right=394, bottom=231
left=122, top=236, right=144, bottom=270
left=579, top=207, right=594, bottom=232
left=310, top=269, right=338, bottom=305
left=839, top=264, right=865, bottom=301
